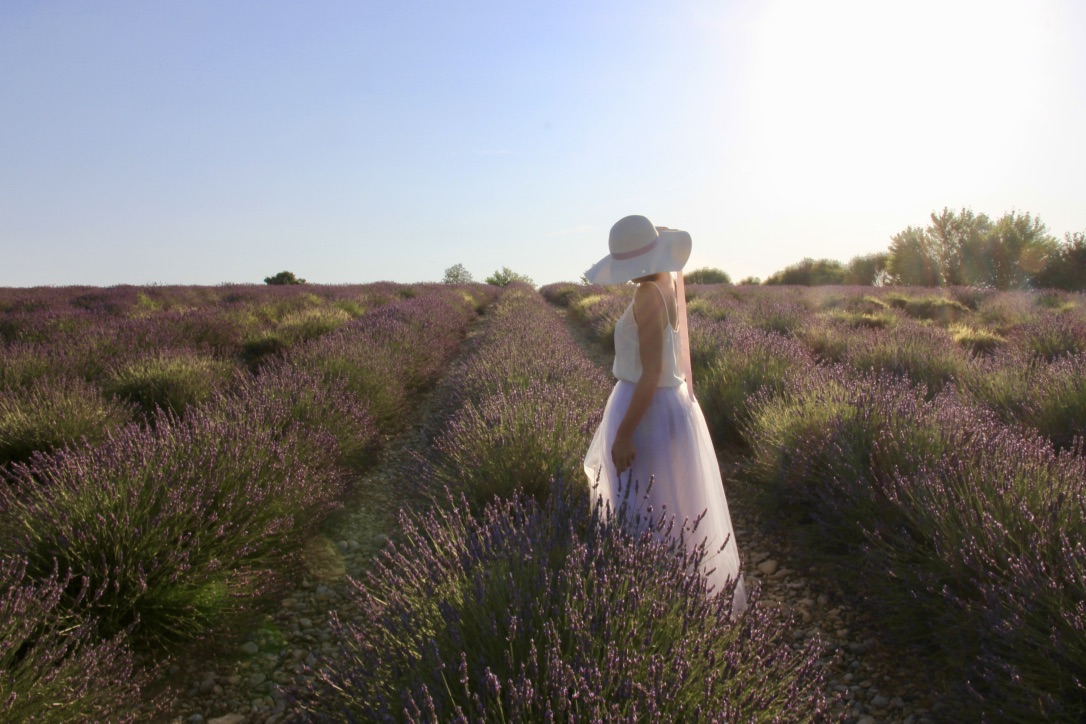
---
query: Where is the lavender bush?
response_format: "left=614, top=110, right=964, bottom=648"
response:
left=424, top=287, right=609, bottom=505
left=431, top=381, right=602, bottom=505
left=743, top=368, right=1086, bottom=717
left=0, top=404, right=346, bottom=648
left=0, top=557, right=151, bottom=722
left=295, top=289, right=478, bottom=433
left=102, top=349, right=234, bottom=418
left=841, top=321, right=969, bottom=393
left=1010, top=310, right=1086, bottom=361
left=307, top=480, right=831, bottom=722
left=215, top=364, right=380, bottom=472
left=0, top=377, right=134, bottom=466
left=688, top=316, right=816, bottom=447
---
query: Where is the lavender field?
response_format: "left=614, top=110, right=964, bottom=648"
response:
left=1, top=281, right=1084, bottom=721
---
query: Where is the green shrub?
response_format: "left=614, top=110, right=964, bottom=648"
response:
left=431, top=383, right=599, bottom=506
left=0, top=405, right=345, bottom=649
left=950, top=323, right=1006, bottom=356
left=0, top=377, right=133, bottom=466
left=843, top=323, right=968, bottom=394
left=295, top=343, right=405, bottom=433
left=103, top=351, right=233, bottom=418
left=884, top=294, right=971, bottom=325
left=277, top=307, right=351, bottom=343
left=693, top=322, right=814, bottom=447
left=1, top=559, right=150, bottom=722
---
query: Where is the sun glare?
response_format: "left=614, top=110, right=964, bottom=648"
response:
left=737, top=0, right=1050, bottom=212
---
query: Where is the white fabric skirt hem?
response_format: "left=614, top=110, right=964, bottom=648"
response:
left=584, top=380, right=748, bottom=615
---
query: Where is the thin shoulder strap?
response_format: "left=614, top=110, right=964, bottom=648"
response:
left=649, top=281, right=673, bottom=328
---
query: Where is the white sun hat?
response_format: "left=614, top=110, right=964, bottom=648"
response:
left=584, top=215, right=692, bottom=285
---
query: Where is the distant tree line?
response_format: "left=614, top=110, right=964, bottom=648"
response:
left=761, top=208, right=1085, bottom=290
left=443, top=264, right=535, bottom=287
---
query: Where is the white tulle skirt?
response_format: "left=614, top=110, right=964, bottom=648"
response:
left=584, top=381, right=748, bottom=615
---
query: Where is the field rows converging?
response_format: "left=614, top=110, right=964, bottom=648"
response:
left=0, top=282, right=494, bottom=721
left=3, top=281, right=1085, bottom=722
left=545, top=281, right=1086, bottom=722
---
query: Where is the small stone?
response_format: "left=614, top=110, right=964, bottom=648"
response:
left=299, top=618, right=313, bottom=629
left=756, top=559, right=779, bottom=575
left=208, top=716, right=245, bottom=724
left=248, top=672, right=267, bottom=688
left=241, top=641, right=259, bottom=656
left=871, top=694, right=890, bottom=708
left=168, top=664, right=182, bottom=676
left=198, top=676, right=216, bottom=694
left=337, top=540, right=349, bottom=552
left=857, top=717, right=876, bottom=724
left=890, top=696, right=905, bottom=709
left=225, top=674, right=242, bottom=687
left=817, top=593, right=830, bottom=605
left=187, top=715, right=206, bottom=724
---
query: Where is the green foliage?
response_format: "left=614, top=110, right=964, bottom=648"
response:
left=103, top=351, right=233, bottom=417
left=442, top=263, right=474, bottom=284
left=887, top=226, right=941, bottom=286
left=263, top=270, right=306, bottom=285
left=0, top=378, right=133, bottom=466
left=684, top=267, right=732, bottom=285
left=885, top=208, right=1060, bottom=289
left=485, top=266, right=535, bottom=287
left=844, top=252, right=890, bottom=286
left=432, top=383, right=596, bottom=506
left=1034, top=231, right=1086, bottom=291
left=884, top=293, right=970, bottom=324
left=949, top=324, right=1005, bottom=356
left=1, top=560, right=147, bottom=723
left=0, top=406, right=345, bottom=649
left=764, top=258, right=846, bottom=286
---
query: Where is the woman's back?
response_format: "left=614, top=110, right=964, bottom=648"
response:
left=612, top=281, right=685, bottom=387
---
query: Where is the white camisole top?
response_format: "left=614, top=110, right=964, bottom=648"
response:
left=612, top=281, right=686, bottom=388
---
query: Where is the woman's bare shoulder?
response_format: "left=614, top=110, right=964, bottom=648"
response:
left=632, top=283, right=665, bottom=327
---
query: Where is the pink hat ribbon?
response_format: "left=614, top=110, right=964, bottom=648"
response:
left=611, top=237, right=658, bottom=260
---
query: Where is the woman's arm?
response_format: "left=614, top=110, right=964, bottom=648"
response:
left=611, top=283, right=665, bottom=473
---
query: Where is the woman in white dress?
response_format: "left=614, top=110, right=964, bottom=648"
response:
left=583, top=215, right=747, bottom=614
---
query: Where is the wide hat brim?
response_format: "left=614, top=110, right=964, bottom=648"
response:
left=584, top=228, right=692, bottom=285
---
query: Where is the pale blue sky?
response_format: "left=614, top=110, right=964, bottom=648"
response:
left=2, top=0, right=1084, bottom=286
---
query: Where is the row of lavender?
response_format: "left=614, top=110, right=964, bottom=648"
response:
left=0, top=283, right=489, bottom=721
left=305, top=285, right=832, bottom=721
left=0, top=283, right=434, bottom=466
left=544, top=281, right=1086, bottom=720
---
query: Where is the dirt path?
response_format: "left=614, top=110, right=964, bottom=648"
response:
left=556, top=305, right=952, bottom=724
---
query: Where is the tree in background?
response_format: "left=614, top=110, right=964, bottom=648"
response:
left=844, top=252, right=890, bottom=286
left=684, top=267, right=732, bottom=285
left=1034, top=231, right=1086, bottom=291
left=764, top=258, right=846, bottom=286
left=442, top=263, right=474, bottom=284
left=885, top=208, right=1059, bottom=289
left=737, top=276, right=762, bottom=285
left=926, top=207, right=992, bottom=286
left=886, top=226, right=942, bottom=287
left=984, top=211, right=1057, bottom=289
left=264, top=271, right=306, bottom=285
left=485, top=267, right=535, bottom=287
